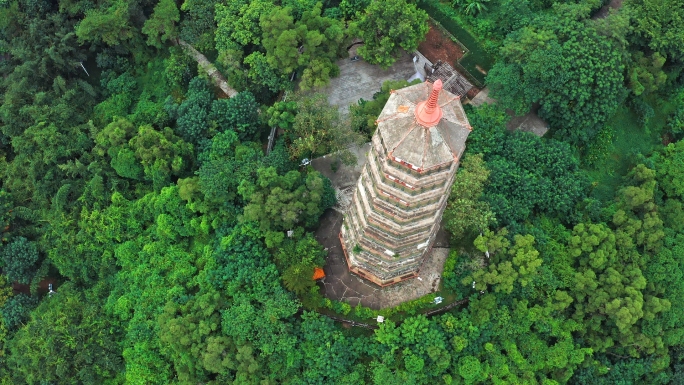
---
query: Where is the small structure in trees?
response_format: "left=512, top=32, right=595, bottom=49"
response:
left=426, top=60, right=473, bottom=98
left=339, top=79, right=471, bottom=286
left=312, top=267, right=326, bottom=281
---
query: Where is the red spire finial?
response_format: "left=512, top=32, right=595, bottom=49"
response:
left=415, top=80, right=443, bottom=127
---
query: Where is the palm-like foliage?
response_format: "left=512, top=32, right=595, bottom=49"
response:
left=465, top=0, right=489, bottom=15
left=452, top=0, right=490, bottom=15
left=282, top=262, right=315, bottom=295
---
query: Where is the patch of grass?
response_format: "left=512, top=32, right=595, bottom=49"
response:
left=585, top=101, right=672, bottom=203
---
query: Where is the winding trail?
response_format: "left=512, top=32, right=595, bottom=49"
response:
left=176, top=39, right=238, bottom=98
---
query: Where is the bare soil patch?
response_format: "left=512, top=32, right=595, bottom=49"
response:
left=12, top=277, right=58, bottom=295
left=418, top=22, right=480, bottom=99
left=418, top=22, right=465, bottom=66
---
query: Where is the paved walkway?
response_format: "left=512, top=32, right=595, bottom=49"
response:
left=468, top=86, right=496, bottom=107
left=310, top=143, right=371, bottom=192
left=310, top=143, right=371, bottom=216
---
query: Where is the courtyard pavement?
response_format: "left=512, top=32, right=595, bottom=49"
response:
left=322, top=48, right=417, bottom=115
left=468, top=86, right=496, bottom=107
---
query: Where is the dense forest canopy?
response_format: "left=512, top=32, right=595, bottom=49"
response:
left=0, top=0, right=683, bottom=384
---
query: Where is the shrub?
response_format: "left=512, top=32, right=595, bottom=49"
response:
left=2, top=237, right=39, bottom=284
left=2, top=294, right=39, bottom=331
left=282, top=262, right=315, bottom=295
left=209, top=91, right=261, bottom=141
left=442, top=251, right=460, bottom=292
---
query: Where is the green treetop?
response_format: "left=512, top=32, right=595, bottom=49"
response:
left=352, top=0, right=429, bottom=68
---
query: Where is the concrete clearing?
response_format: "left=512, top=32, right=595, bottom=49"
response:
left=321, top=49, right=417, bottom=116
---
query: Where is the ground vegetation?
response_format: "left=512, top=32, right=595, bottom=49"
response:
left=0, top=0, right=683, bottom=384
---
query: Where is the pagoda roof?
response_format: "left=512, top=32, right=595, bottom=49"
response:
left=375, top=81, right=471, bottom=172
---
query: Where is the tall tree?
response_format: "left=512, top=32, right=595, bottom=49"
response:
left=286, top=93, right=364, bottom=163
left=652, top=140, right=684, bottom=199
left=1, top=237, right=39, bottom=285
left=75, top=0, right=135, bottom=46
left=629, top=0, right=684, bottom=61
left=443, top=154, right=495, bottom=240
left=483, top=131, right=588, bottom=225
left=209, top=91, right=261, bottom=141
left=260, top=3, right=347, bottom=89
left=487, top=14, right=626, bottom=147
left=142, top=0, right=180, bottom=48
left=197, top=130, right=261, bottom=205
left=179, top=0, right=216, bottom=51
left=169, top=76, right=213, bottom=144
left=352, top=0, right=428, bottom=68
left=215, top=0, right=271, bottom=52
left=238, top=167, right=334, bottom=247
left=6, top=284, right=123, bottom=385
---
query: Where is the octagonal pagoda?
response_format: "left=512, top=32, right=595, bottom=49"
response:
left=339, top=80, right=471, bottom=286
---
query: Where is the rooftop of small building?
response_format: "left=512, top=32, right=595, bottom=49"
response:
left=375, top=81, right=471, bottom=171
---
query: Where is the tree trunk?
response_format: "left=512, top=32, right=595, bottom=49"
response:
left=176, top=38, right=238, bottom=98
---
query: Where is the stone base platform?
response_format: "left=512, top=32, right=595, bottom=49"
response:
left=314, top=208, right=450, bottom=309
left=312, top=142, right=451, bottom=309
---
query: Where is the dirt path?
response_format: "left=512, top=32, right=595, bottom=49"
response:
left=12, top=277, right=58, bottom=295
left=418, top=22, right=464, bottom=65
left=176, top=39, right=239, bottom=98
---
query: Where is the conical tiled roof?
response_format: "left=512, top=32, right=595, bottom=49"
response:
left=375, top=81, right=471, bottom=172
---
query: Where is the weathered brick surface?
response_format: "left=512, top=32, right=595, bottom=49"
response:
left=340, top=81, right=471, bottom=286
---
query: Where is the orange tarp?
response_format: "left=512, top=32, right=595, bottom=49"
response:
left=312, top=267, right=325, bottom=280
